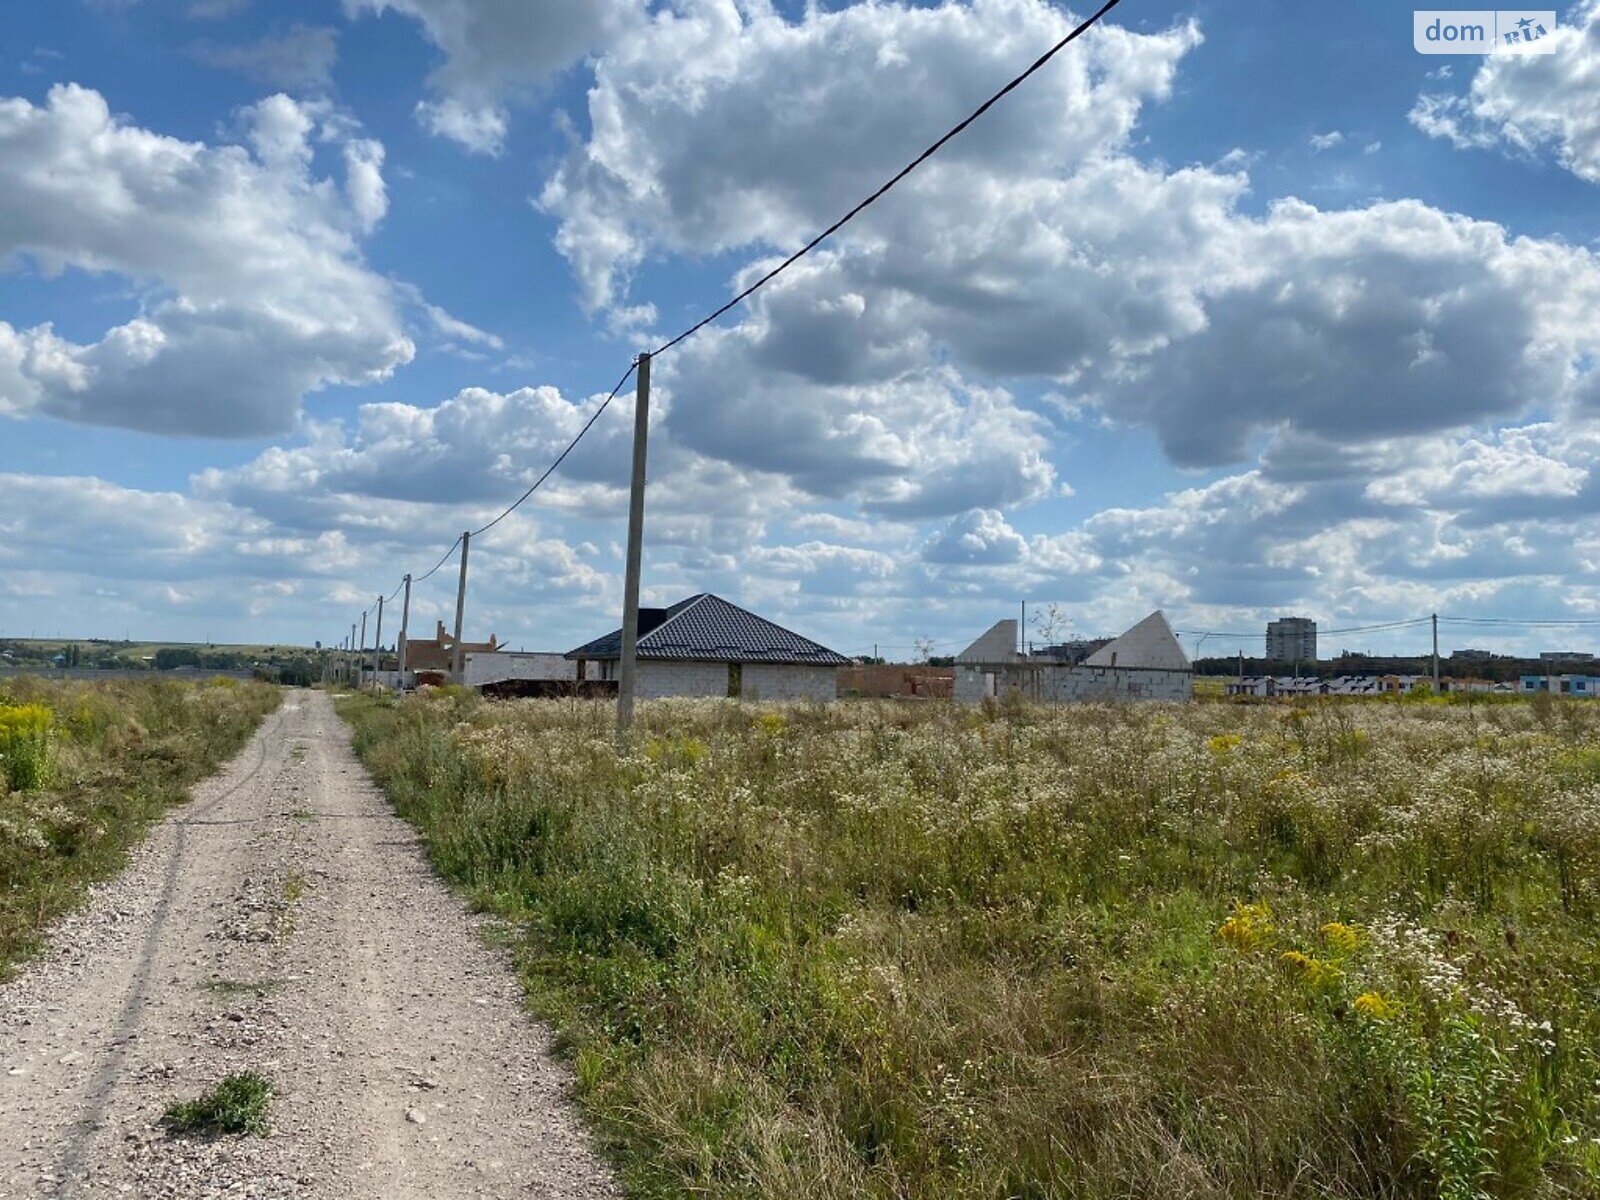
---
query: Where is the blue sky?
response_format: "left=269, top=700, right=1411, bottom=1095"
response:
left=3, top=0, right=1599, bottom=660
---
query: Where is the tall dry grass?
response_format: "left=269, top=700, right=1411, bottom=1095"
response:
left=344, top=691, right=1600, bottom=1199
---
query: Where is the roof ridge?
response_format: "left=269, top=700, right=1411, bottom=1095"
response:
left=637, top=592, right=711, bottom=648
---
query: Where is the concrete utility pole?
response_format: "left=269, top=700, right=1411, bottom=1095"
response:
left=450, top=531, right=471, bottom=684
left=1432, top=612, right=1440, bottom=693
left=358, top=611, right=367, bottom=689
left=617, top=351, right=651, bottom=742
left=349, top=624, right=356, bottom=685
left=372, top=595, right=384, bottom=691
left=397, top=574, right=412, bottom=687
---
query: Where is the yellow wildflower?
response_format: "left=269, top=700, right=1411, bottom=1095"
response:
left=1353, top=991, right=1400, bottom=1021
left=1319, top=922, right=1366, bottom=955
left=1218, top=900, right=1273, bottom=951
left=1280, top=949, right=1343, bottom=991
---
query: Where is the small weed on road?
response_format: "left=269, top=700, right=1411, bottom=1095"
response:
left=163, top=1072, right=273, bottom=1136
left=201, top=978, right=279, bottom=998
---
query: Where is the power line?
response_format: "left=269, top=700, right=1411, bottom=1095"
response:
left=650, top=0, right=1127, bottom=358
left=1322, top=618, right=1434, bottom=636
left=471, top=361, right=639, bottom=538
left=1173, top=618, right=1433, bottom=641
left=1442, top=616, right=1600, bottom=627
left=413, top=535, right=462, bottom=585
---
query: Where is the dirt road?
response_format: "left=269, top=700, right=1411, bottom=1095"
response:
left=0, top=691, right=616, bottom=1199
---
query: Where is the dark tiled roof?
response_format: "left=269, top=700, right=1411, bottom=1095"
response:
left=566, top=594, right=850, bottom=666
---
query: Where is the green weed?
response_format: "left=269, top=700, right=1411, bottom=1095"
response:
left=162, top=1071, right=273, bottom=1136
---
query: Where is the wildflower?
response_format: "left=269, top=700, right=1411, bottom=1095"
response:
left=1319, top=922, right=1366, bottom=955
left=1207, top=733, right=1243, bottom=756
left=1280, top=949, right=1343, bottom=991
left=1218, top=900, right=1273, bottom=951
left=1353, top=991, right=1399, bottom=1020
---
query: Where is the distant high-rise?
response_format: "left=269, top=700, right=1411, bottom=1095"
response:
left=1266, top=617, right=1317, bottom=663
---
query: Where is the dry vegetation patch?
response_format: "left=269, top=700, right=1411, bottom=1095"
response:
left=343, top=691, right=1600, bottom=1199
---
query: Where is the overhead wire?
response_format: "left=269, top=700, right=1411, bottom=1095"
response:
left=345, top=362, right=637, bottom=635
left=1442, top=616, right=1600, bottom=627
left=413, top=535, right=463, bottom=585
left=1173, top=617, right=1433, bottom=641
left=471, top=361, right=639, bottom=539
left=649, top=0, right=1128, bottom=358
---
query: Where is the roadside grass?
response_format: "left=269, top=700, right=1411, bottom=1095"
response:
left=162, top=1071, right=273, bottom=1136
left=341, top=691, right=1600, bottom=1199
left=0, top=676, right=279, bottom=978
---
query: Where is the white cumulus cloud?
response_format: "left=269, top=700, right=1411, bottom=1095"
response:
left=0, top=85, right=414, bottom=436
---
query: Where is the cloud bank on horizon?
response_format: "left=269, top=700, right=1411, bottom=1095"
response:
left=2, top=0, right=1600, bottom=656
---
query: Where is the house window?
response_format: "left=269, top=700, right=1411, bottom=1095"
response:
left=727, top=662, right=742, bottom=698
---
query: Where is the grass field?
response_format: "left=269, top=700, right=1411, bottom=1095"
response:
left=0, top=675, right=280, bottom=977
left=342, top=691, right=1600, bottom=1199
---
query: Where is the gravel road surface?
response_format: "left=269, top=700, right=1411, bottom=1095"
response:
left=0, top=690, right=616, bottom=1199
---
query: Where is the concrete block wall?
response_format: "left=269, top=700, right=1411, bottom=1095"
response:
left=742, top=664, right=838, bottom=702
left=1044, top=666, right=1191, bottom=702
left=954, top=666, right=995, bottom=704
left=626, top=660, right=840, bottom=701
left=955, top=664, right=1191, bottom=703
left=637, top=660, right=730, bottom=699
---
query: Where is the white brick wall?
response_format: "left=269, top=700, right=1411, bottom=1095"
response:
left=464, top=651, right=576, bottom=687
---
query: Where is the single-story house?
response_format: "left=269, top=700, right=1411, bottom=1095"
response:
left=1521, top=673, right=1600, bottom=697
left=566, top=593, right=849, bottom=701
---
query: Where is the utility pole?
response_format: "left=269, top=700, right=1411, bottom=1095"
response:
left=397, top=574, right=412, bottom=688
left=617, top=352, right=651, bottom=742
left=358, top=611, right=367, bottom=689
left=349, top=624, right=356, bottom=685
left=450, top=531, right=471, bottom=684
left=372, top=594, right=384, bottom=691
left=1432, top=612, right=1440, bottom=694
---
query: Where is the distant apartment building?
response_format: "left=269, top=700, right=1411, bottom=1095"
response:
left=1539, top=651, right=1596, bottom=664
left=1266, top=617, right=1317, bottom=663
